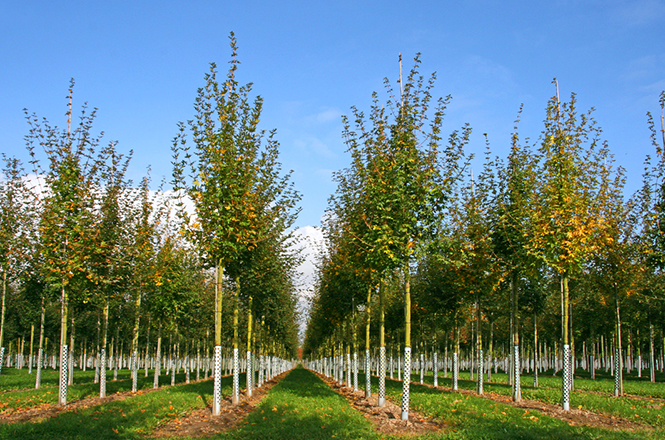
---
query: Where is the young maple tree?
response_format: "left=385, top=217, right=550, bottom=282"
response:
left=333, top=54, right=467, bottom=420
left=172, top=33, right=300, bottom=411
left=0, top=156, right=35, bottom=375
left=528, top=81, right=616, bottom=411
left=25, top=81, right=103, bottom=406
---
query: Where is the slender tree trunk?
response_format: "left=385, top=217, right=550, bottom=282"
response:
left=100, top=299, right=109, bottom=397
left=29, top=324, right=34, bottom=375
left=232, top=278, right=240, bottom=405
left=614, top=284, right=623, bottom=396
left=487, top=319, right=493, bottom=383
left=145, top=315, right=151, bottom=378
left=453, top=323, right=459, bottom=391
left=511, top=273, right=521, bottom=402
left=213, top=263, right=223, bottom=416
left=113, top=317, right=120, bottom=381
left=131, top=287, right=142, bottom=393
left=378, top=280, right=386, bottom=407
left=401, top=264, right=412, bottom=421
left=476, top=292, right=483, bottom=394
left=365, top=284, right=372, bottom=398
left=153, top=322, right=162, bottom=389
left=58, top=284, right=68, bottom=406
left=0, top=271, right=7, bottom=375
left=36, top=295, right=46, bottom=389
left=650, top=321, right=656, bottom=383
left=561, top=273, right=571, bottom=411
left=94, top=309, right=100, bottom=383
left=352, top=298, right=358, bottom=392
left=68, top=312, right=75, bottom=385
left=533, top=310, right=539, bottom=388
left=246, top=296, right=253, bottom=397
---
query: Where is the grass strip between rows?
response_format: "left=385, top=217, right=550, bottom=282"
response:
left=216, top=366, right=382, bottom=440
left=0, top=373, right=234, bottom=439
left=358, top=372, right=664, bottom=440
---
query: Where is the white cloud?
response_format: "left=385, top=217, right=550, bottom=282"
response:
left=293, top=135, right=337, bottom=158
left=291, top=224, right=325, bottom=340
left=314, top=108, right=342, bottom=124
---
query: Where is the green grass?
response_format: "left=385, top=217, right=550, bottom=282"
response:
left=2, top=365, right=664, bottom=439
left=0, top=371, right=231, bottom=440
left=360, top=372, right=664, bottom=439
left=408, top=368, right=665, bottom=429
left=217, top=366, right=381, bottom=440
left=0, top=368, right=192, bottom=412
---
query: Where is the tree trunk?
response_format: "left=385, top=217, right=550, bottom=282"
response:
left=0, top=271, right=7, bottom=375
left=58, top=284, right=68, bottom=406
left=365, top=284, right=372, bottom=398
left=153, top=322, right=162, bottom=389
left=213, top=263, right=223, bottom=415
left=533, top=310, right=539, bottom=388
left=476, top=292, right=483, bottom=394
left=35, top=294, right=45, bottom=389
left=561, top=273, right=571, bottom=411
left=650, top=322, right=656, bottom=383
left=378, top=280, right=386, bottom=407
left=453, top=323, right=459, bottom=391
left=246, top=296, right=253, bottom=397
left=68, top=312, right=74, bottom=386
left=145, top=315, right=151, bottom=378
left=232, top=278, right=240, bottom=405
left=100, top=299, right=109, bottom=397
left=29, top=324, right=34, bottom=375
left=487, top=320, right=493, bottom=383
left=511, top=272, right=521, bottom=402
left=401, top=264, right=412, bottom=421
left=131, top=287, right=142, bottom=393
left=614, top=285, right=623, bottom=396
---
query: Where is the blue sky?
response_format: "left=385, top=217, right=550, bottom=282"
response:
left=2, top=0, right=664, bottom=228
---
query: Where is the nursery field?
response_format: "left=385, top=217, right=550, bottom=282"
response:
left=1, top=365, right=664, bottom=439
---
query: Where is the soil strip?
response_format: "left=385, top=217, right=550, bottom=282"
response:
left=151, top=370, right=290, bottom=438
left=313, top=370, right=448, bottom=437
left=405, top=377, right=651, bottom=431
left=0, top=386, right=161, bottom=425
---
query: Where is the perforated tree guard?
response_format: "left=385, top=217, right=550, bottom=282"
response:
left=379, top=346, right=386, bottom=407
left=401, top=347, right=411, bottom=421
left=59, top=344, right=68, bottom=406
left=514, top=345, right=521, bottom=401
left=232, top=348, right=239, bottom=404
left=100, top=348, right=107, bottom=398
left=562, top=344, right=571, bottom=411
left=213, top=346, right=222, bottom=415
left=353, top=352, right=358, bottom=391
left=453, top=352, right=459, bottom=391
left=365, top=349, right=371, bottom=397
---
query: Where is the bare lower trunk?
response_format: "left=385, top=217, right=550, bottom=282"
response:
left=58, top=284, right=68, bottom=406
left=35, top=295, right=46, bottom=389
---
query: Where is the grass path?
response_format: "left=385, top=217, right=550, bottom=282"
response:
left=215, top=366, right=381, bottom=440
